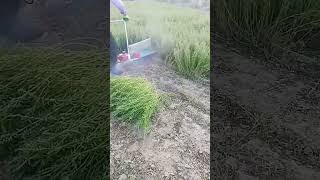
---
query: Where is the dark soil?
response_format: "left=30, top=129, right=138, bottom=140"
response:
left=211, top=42, right=320, bottom=180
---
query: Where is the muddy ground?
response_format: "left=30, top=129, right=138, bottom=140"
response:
left=110, top=58, right=210, bottom=180
left=211, top=43, right=320, bottom=180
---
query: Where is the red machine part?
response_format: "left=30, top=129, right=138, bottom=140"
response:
left=133, top=52, right=141, bottom=59
left=117, top=51, right=129, bottom=63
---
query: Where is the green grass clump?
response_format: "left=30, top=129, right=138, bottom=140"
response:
left=0, top=47, right=108, bottom=179
left=213, top=0, right=320, bottom=55
left=111, top=0, right=210, bottom=79
left=167, top=39, right=210, bottom=79
left=110, top=77, right=158, bottom=131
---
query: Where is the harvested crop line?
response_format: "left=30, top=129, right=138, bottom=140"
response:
left=110, top=77, right=159, bottom=132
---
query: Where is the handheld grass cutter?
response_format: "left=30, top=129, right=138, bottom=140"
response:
left=110, top=19, right=156, bottom=64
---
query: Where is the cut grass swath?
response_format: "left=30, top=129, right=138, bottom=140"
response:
left=110, top=77, right=158, bottom=132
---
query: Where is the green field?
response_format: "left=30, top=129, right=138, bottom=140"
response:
left=0, top=48, right=109, bottom=179
left=111, top=0, right=210, bottom=79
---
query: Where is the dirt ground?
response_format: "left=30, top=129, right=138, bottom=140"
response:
left=211, top=43, right=320, bottom=180
left=110, top=57, right=210, bottom=180
left=111, top=39, right=320, bottom=180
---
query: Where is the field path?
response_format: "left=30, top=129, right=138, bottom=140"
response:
left=110, top=58, right=210, bottom=180
left=211, top=43, right=320, bottom=179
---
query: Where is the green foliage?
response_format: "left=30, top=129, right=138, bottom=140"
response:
left=167, top=40, right=210, bottom=79
left=213, top=0, right=320, bottom=53
left=111, top=0, right=210, bottom=79
left=0, top=47, right=108, bottom=179
left=110, top=77, right=158, bottom=131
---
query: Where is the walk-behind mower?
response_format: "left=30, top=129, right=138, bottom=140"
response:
left=110, top=19, right=157, bottom=75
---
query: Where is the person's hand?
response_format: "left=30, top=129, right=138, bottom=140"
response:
left=123, top=15, right=129, bottom=22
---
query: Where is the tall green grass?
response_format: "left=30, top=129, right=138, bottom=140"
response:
left=111, top=0, right=210, bottom=79
left=0, top=48, right=108, bottom=179
left=110, top=77, right=159, bottom=132
left=213, top=0, right=320, bottom=55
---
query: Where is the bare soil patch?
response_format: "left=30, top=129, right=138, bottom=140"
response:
left=211, top=43, right=320, bottom=180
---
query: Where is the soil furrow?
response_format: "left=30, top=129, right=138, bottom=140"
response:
left=211, top=44, right=320, bottom=180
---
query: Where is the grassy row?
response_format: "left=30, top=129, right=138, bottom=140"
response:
left=111, top=0, right=210, bottom=79
left=213, top=0, right=320, bottom=55
left=0, top=47, right=108, bottom=179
